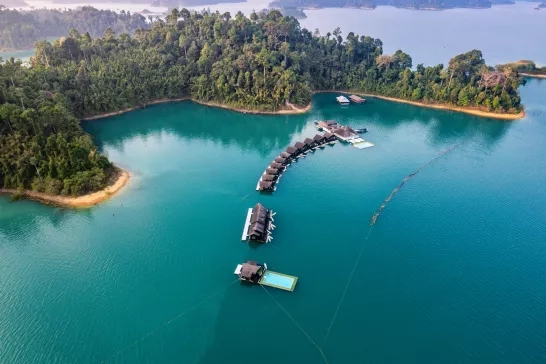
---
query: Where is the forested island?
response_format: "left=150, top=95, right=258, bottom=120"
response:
left=0, top=9, right=524, bottom=203
left=268, top=0, right=493, bottom=10
left=498, top=60, right=546, bottom=78
left=0, top=7, right=148, bottom=51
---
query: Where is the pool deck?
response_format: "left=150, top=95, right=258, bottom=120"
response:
left=259, top=271, right=298, bottom=292
left=241, top=208, right=253, bottom=241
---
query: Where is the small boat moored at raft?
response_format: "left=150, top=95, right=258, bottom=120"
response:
left=234, top=261, right=298, bottom=292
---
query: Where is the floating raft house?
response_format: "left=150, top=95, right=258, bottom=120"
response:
left=349, top=94, right=366, bottom=103
left=234, top=261, right=298, bottom=292
left=336, top=95, right=350, bottom=105
left=241, top=203, right=276, bottom=243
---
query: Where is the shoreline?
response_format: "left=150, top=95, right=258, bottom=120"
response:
left=520, top=73, right=546, bottom=79
left=314, top=90, right=525, bottom=120
left=81, top=92, right=522, bottom=122
left=81, top=97, right=310, bottom=121
left=0, top=168, right=130, bottom=208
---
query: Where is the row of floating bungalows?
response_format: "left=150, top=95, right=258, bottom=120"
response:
left=257, top=133, right=337, bottom=192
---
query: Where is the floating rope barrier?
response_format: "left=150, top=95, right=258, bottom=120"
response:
left=324, top=145, right=457, bottom=344
left=371, top=144, right=457, bottom=226
left=101, top=279, right=239, bottom=363
left=261, top=285, right=329, bottom=364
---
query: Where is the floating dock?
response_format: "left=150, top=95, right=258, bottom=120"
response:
left=259, top=271, right=298, bottom=292
left=349, top=94, right=366, bottom=104
left=336, top=95, right=350, bottom=105
left=241, top=208, right=253, bottom=241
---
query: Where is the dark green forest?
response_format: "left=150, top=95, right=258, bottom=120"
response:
left=0, top=7, right=149, bottom=51
left=0, top=9, right=523, bottom=196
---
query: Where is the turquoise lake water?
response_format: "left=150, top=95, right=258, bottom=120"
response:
left=2, top=79, right=546, bottom=363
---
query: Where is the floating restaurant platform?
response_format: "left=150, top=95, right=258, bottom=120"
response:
left=315, top=120, right=373, bottom=149
left=234, top=262, right=298, bottom=292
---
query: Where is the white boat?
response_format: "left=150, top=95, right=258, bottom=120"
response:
left=336, top=96, right=350, bottom=105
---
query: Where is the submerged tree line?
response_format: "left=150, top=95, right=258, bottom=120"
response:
left=1, top=9, right=524, bottom=196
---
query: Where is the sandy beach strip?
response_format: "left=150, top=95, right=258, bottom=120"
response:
left=0, top=168, right=130, bottom=208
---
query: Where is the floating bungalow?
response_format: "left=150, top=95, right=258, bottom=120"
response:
left=241, top=203, right=276, bottom=243
left=285, top=146, right=298, bottom=156
left=274, top=157, right=288, bottom=165
left=261, top=174, right=277, bottom=182
left=304, top=137, right=316, bottom=150
left=257, top=181, right=275, bottom=192
left=269, top=162, right=283, bottom=169
left=336, top=95, right=350, bottom=105
left=294, top=141, right=307, bottom=153
left=349, top=94, right=367, bottom=104
left=280, top=152, right=292, bottom=159
left=323, top=132, right=336, bottom=142
left=234, top=262, right=298, bottom=291
left=235, top=261, right=265, bottom=283
left=266, top=167, right=280, bottom=175
left=313, top=134, right=326, bottom=144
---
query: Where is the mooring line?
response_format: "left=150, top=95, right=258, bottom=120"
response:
left=101, top=279, right=239, bottom=363
left=260, top=285, right=329, bottom=364
left=324, top=225, right=373, bottom=344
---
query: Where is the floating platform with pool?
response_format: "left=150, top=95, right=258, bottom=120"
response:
left=259, top=270, right=298, bottom=292
left=234, top=261, right=298, bottom=292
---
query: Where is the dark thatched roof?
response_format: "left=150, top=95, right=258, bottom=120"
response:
left=294, top=141, right=306, bottom=149
left=274, top=157, right=286, bottom=164
left=326, top=120, right=338, bottom=126
left=286, top=146, right=297, bottom=154
left=313, top=134, right=325, bottom=141
left=280, top=152, right=291, bottom=158
left=258, top=181, right=274, bottom=189
left=269, top=162, right=282, bottom=169
left=266, top=167, right=279, bottom=175
left=249, top=221, right=265, bottom=235
left=240, top=262, right=261, bottom=278
left=262, top=174, right=276, bottom=181
left=304, top=138, right=314, bottom=145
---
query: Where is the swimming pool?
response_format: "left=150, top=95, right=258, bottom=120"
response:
left=260, top=271, right=298, bottom=292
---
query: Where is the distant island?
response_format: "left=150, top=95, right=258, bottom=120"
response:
left=150, top=0, right=244, bottom=6
left=0, top=7, right=149, bottom=51
left=267, top=6, right=307, bottom=18
left=269, top=0, right=493, bottom=10
left=0, top=0, right=29, bottom=7
left=498, top=60, right=546, bottom=78
left=268, top=0, right=543, bottom=10
left=0, top=9, right=525, bottom=206
left=535, top=2, right=546, bottom=9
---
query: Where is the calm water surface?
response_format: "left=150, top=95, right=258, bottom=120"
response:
left=1, top=78, right=546, bottom=363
